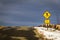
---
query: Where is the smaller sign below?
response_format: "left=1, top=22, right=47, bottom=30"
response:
left=44, top=19, right=50, bottom=24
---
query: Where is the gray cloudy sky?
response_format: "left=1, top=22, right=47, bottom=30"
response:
left=0, top=0, right=60, bottom=26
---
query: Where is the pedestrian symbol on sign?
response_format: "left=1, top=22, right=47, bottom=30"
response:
left=43, top=10, right=51, bottom=19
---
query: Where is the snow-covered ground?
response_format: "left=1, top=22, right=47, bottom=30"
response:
left=34, top=27, right=60, bottom=40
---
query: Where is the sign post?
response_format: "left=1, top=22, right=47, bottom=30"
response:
left=43, top=10, right=51, bottom=30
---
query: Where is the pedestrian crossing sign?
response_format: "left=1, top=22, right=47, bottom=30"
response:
left=43, top=10, right=51, bottom=18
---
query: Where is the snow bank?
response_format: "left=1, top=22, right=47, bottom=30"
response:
left=34, top=27, right=60, bottom=40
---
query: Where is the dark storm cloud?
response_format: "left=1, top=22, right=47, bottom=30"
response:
left=0, top=0, right=60, bottom=26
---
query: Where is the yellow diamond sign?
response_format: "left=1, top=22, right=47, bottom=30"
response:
left=44, top=19, right=50, bottom=24
left=43, top=10, right=51, bottom=18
